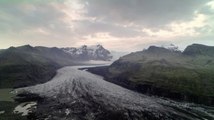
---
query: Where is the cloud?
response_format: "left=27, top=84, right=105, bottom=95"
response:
left=81, top=0, right=210, bottom=27
left=0, top=0, right=213, bottom=51
left=142, top=13, right=208, bottom=38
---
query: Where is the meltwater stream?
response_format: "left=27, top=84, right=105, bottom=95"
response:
left=16, top=66, right=214, bottom=120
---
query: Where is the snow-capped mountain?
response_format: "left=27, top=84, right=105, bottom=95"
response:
left=163, top=44, right=180, bottom=52
left=62, top=44, right=113, bottom=61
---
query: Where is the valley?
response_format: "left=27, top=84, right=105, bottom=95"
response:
left=14, top=65, right=214, bottom=120
left=1, top=44, right=214, bottom=120
left=1, top=0, right=214, bottom=119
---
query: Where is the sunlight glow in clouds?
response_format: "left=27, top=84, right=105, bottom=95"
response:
left=207, top=1, right=214, bottom=9
left=142, top=13, right=207, bottom=38
left=0, top=0, right=214, bottom=51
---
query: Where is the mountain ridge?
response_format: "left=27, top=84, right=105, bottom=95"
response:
left=62, top=44, right=113, bottom=61
left=0, top=45, right=74, bottom=88
left=0, top=44, right=112, bottom=88
left=87, top=43, right=214, bottom=106
left=183, top=44, right=214, bottom=56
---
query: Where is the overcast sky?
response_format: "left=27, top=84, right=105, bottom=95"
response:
left=0, top=0, right=214, bottom=51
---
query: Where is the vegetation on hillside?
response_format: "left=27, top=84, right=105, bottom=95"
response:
left=88, top=44, right=214, bottom=105
left=0, top=45, right=74, bottom=88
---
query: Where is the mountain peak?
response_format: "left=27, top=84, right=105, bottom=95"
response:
left=6, top=45, right=35, bottom=52
left=183, top=44, right=214, bottom=56
left=62, top=44, right=112, bottom=61
left=87, top=44, right=103, bottom=50
left=8, top=46, right=16, bottom=50
left=147, top=46, right=171, bottom=53
left=164, top=44, right=179, bottom=52
left=15, top=44, right=34, bottom=50
left=145, top=44, right=181, bottom=54
left=80, top=45, right=87, bottom=49
left=148, top=46, right=163, bottom=50
left=18, top=44, right=33, bottom=48
left=96, top=44, right=103, bottom=48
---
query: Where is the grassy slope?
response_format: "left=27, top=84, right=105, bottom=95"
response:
left=0, top=47, right=57, bottom=118
left=91, top=45, right=214, bottom=105
left=130, top=65, right=214, bottom=97
left=0, top=89, right=15, bottom=101
left=0, top=88, right=27, bottom=120
left=0, top=45, right=74, bottom=88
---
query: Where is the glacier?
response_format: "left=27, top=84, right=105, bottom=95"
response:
left=15, top=65, right=214, bottom=120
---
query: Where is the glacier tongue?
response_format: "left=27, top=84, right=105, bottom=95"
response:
left=17, top=66, right=163, bottom=110
left=16, top=66, right=214, bottom=120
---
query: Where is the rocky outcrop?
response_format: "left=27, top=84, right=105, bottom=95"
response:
left=62, top=44, right=113, bottom=61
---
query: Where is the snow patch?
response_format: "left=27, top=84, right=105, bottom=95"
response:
left=0, top=111, right=5, bottom=114
left=62, top=44, right=112, bottom=61
left=65, top=109, right=71, bottom=116
left=14, top=102, right=37, bottom=116
left=163, top=44, right=180, bottom=51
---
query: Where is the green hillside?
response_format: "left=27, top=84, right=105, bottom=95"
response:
left=88, top=44, right=214, bottom=105
left=0, top=45, right=75, bottom=88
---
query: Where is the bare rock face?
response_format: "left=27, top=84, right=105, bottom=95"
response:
left=62, top=45, right=113, bottom=61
